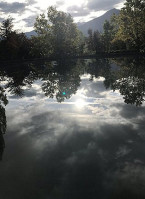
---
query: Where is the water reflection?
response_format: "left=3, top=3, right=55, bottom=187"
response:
left=0, top=86, right=8, bottom=160
left=111, top=57, right=145, bottom=106
left=2, top=106, right=145, bottom=198
left=0, top=57, right=145, bottom=198
left=1, top=57, right=145, bottom=105
left=41, top=60, right=83, bottom=102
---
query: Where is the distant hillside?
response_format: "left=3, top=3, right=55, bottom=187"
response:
left=25, top=30, right=36, bottom=38
left=78, top=8, right=120, bottom=36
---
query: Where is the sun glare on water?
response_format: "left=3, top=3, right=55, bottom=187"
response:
left=75, top=99, right=87, bottom=109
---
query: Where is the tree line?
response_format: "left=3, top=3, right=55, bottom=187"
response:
left=0, top=0, right=145, bottom=60
left=88, top=0, right=145, bottom=53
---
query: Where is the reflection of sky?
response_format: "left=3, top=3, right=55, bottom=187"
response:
left=6, top=75, right=144, bottom=123
left=1, top=74, right=145, bottom=198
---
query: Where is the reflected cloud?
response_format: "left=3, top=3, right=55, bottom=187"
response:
left=1, top=57, right=145, bottom=198
left=2, top=102, right=145, bottom=198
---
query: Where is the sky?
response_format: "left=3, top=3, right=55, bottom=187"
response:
left=0, top=0, right=125, bottom=32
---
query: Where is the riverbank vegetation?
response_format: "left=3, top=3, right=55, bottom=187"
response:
left=0, top=0, right=145, bottom=60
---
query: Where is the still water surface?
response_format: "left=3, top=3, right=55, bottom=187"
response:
left=0, top=57, right=145, bottom=198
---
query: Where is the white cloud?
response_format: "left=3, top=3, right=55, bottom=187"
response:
left=0, top=0, right=125, bottom=31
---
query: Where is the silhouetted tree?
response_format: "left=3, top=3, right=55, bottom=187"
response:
left=0, top=18, right=32, bottom=59
left=0, top=17, right=13, bottom=40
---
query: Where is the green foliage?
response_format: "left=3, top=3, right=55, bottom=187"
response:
left=31, top=13, right=53, bottom=57
left=102, top=20, right=114, bottom=51
left=87, top=29, right=94, bottom=51
left=32, top=6, right=81, bottom=58
left=87, top=29, right=103, bottom=53
left=87, top=0, right=145, bottom=53
left=114, top=0, right=145, bottom=51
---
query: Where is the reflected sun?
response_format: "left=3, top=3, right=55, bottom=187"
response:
left=75, top=99, right=86, bottom=109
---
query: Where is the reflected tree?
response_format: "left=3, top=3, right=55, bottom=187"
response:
left=87, top=58, right=115, bottom=85
left=41, top=60, right=83, bottom=102
left=0, top=62, right=38, bottom=97
left=112, top=57, right=145, bottom=106
left=0, top=86, right=8, bottom=160
left=87, top=57, right=145, bottom=106
left=1, top=57, right=145, bottom=107
left=112, top=77, right=145, bottom=106
left=0, top=60, right=85, bottom=102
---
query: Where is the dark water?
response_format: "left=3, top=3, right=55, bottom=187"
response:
left=0, top=57, right=145, bottom=199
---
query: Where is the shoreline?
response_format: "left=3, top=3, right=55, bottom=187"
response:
left=0, top=51, right=145, bottom=65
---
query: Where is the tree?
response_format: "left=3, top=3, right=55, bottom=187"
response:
left=114, top=0, right=145, bottom=51
left=0, top=17, right=13, bottom=40
left=87, top=29, right=103, bottom=53
left=33, top=6, right=81, bottom=58
left=102, top=20, right=114, bottom=52
left=109, top=14, right=126, bottom=51
left=93, top=30, right=103, bottom=52
left=87, top=29, right=94, bottom=52
left=31, top=13, right=53, bottom=57
left=0, top=18, right=32, bottom=59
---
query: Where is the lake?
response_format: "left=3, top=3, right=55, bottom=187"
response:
left=0, top=57, right=145, bottom=199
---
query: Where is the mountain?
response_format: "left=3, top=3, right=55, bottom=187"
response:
left=25, top=8, right=120, bottom=37
left=78, top=8, right=120, bottom=36
left=25, top=30, right=36, bottom=38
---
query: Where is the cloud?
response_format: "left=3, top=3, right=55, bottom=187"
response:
left=0, top=17, right=5, bottom=23
left=27, top=0, right=37, bottom=4
left=0, top=0, right=125, bottom=31
left=55, top=0, right=65, bottom=6
left=118, top=104, right=145, bottom=120
left=0, top=2, right=26, bottom=13
left=67, top=5, right=90, bottom=17
left=87, top=0, right=123, bottom=11
left=23, top=15, right=37, bottom=27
